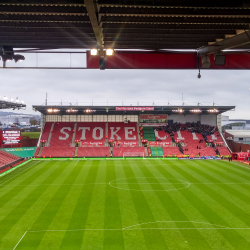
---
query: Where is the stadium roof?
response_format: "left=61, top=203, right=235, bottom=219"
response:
left=0, top=99, right=26, bottom=110
left=1, top=0, right=250, bottom=52
left=225, top=130, right=250, bottom=138
left=33, top=105, right=235, bottom=115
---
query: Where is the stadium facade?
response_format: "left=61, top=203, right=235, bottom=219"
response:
left=31, top=105, right=234, bottom=158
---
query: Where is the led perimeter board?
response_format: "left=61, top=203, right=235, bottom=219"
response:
left=2, top=130, right=21, bottom=145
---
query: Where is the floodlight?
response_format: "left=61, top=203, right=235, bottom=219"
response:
left=190, top=109, right=202, bottom=113
left=21, top=101, right=25, bottom=104
left=172, top=108, right=184, bottom=113
left=207, top=109, right=219, bottom=113
left=66, top=109, right=78, bottom=113
left=13, top=54, right=25, bottom=63
left=106, top=49, right=114, bottom=56
left=214, top=55, right=226, bottom=66
left=16, top=100, right=20, bottom=103
left=47, top=108, right=60, bottom=113
left=84, top=109, right=96, bottom=113
left=90, top=49, right=98, bottom=56
left=3, top=96, right=8, bottom=101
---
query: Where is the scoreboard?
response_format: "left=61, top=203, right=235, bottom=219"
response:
left=2, top=130, right=21, bottom=144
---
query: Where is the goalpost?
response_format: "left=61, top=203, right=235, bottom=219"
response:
left=123, top=152, right=145, bottom=159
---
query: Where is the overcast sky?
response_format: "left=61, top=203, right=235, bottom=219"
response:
left=1, top=52, right=249, bottom=119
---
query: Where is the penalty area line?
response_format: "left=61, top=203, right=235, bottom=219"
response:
left=13, top=231, right=27, bottom=250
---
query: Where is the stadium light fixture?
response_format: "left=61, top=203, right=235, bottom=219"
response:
left=66, top=109, right=78, bottom=113
left=207, top=108, right=219, bottom=113
left=106, top=49, right=114, bottom=56
left=0, top=46, right=25, bottom=67
left=84, top=109, right=96, bottom=113
left=47, top=108, right=60, bottom=113
left=172, top=108, right=184, bottom=113
left=214, top=54, right=226, bottom=66
left=90, top=49, right=98, bottom=56
left=190, top=109, right=202, bottom=113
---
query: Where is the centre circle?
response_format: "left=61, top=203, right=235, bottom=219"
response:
left=109, top=177, right=190, bottom=191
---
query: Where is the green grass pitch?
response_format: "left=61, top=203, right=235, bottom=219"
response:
left=1, top=159, right=250, bottom=250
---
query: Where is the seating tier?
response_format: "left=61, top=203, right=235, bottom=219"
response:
left=108, top=122, right=138, bottom=145
left=113, top=146, right=145, bottom=157
left=77, top=147, right=110, bottom=157
left=40, top=146, right=75, bottom=157
left=50, top=122, right=75, bottom=147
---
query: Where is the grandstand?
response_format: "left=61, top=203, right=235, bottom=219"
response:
left=33, top=105, right=233, bottom=158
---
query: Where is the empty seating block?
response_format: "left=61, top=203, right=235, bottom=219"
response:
left=40, top=147, right=75, bottom=157
left=50, top=122, right=75, bottom=147
left=113, top=147, right=145, bottom=157
left=40, top=122, right=53, bottom=141
left=0, top=150, right=20, bottom=167
left=77, top=147, right=110, bottom=157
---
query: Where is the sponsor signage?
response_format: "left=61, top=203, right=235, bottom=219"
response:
left=148, top=141, right=170, bottom=146
left=141, top=123, right=168, bottom=127
left=2, top=130, right=21, bottom=144
left=115, top=142, right=138, bottom=146
left=81, top=142, right=104, bottom=146
left=178, top=156, right=220, bottom=160
left=115, top=107, right=154, bottom=111
left=140, top=115, right=168, bottom=119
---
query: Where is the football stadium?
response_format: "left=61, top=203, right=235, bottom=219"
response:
left=1, top=1, right=250, bottom=250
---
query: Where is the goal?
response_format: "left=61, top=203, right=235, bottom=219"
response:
left=123, top=152, right=145, bottom=159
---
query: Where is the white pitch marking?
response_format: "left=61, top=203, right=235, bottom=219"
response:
left=0, top=161, right=41, bottom=186
left=13, top=231, right=27, bottom=250
left=109, top=177, right=190, bottom=192
left=13, top=220, right=250, bottom=249
left=122, top=220, right=230, bottom=230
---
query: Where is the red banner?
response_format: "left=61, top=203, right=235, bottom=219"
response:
left=81, top=142, right=104, bottom=146
left=115, top=107, right=154, bottom=111
left=148, top=141, right=170, bottom=146
left=140, top=115, right=168, bottom=119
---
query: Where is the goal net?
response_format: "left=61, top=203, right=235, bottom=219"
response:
left=123, top=152, right=145, bottom=159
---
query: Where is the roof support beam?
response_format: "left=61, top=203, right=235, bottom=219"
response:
left=84, top=0, right=104, bottom=56
left=198, top=26, right=250, bottom=56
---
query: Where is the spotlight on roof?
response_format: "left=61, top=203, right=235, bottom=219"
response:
left=172, top=108, right=184, bottom=113
left=66, top=109, right=78, bottom=113
left=84, top=109, right=96, bottom=113
left=47, top=108, right=60, bottom=113
left=214, top=54, right=226, bottom=66
left=207, top=108, right=219, bottom=113
left=90, top=49, right=98, bottom=56
left=106, top=49, right=114, bottom=56
left=190, top=109, right=202, bottom=113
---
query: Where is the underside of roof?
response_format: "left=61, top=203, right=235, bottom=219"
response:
left=1, top=0, right=250, bottom=51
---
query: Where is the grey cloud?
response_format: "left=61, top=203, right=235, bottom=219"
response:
left=1, top=57, right=250, bottom=119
